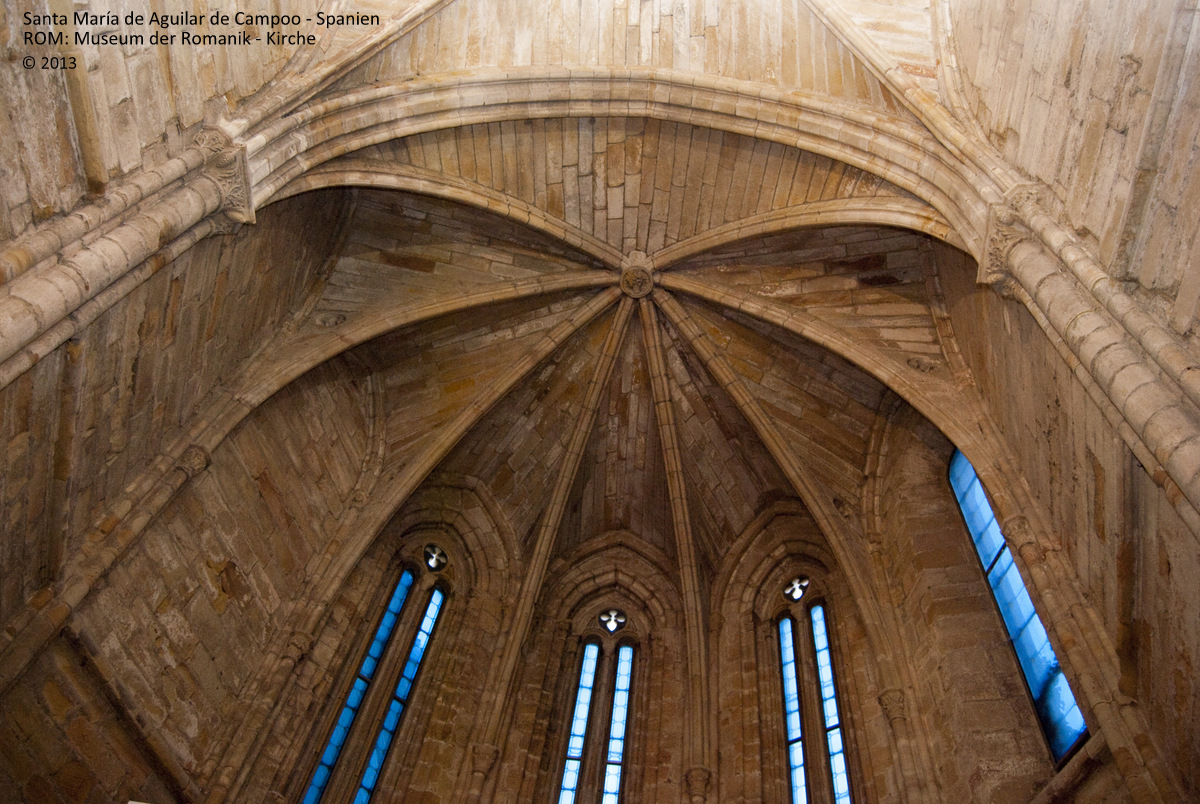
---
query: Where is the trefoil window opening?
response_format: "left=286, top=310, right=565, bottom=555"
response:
left=783, top=576, right=810, bottom=602
left=949, top=450, right=1087, bottom=761
left=423, top=544, right=447, bottom=571
left=599, top=608, right=627, bottom=633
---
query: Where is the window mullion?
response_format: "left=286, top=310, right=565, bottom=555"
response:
left=797, top=614, right=834, bottom=804
left=581, top=646, right=617, bottom=804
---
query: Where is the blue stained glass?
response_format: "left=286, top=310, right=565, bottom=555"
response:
left=601, top=764, right=623, bottom=803
left=355, top=588, right=444, bottom=801
left=777, top=618, right=808, bottom=803
left=810, top=606, right=851, bottom=804
left=600, top=645, right=634, bottom=803
left=559, top=643, right=601, bottom=801
left=949, top=451, right=1087, bottom=761
left=304, top=570, right=415, bottom=804
left=789, top=742, right=807, bottom=798
left=559, top=759, right=582, bottom=804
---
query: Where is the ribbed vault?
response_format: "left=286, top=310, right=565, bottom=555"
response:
left=320, top=184, right=945, bottom=562
left=313, top=180, right=931, bottom=784
left=2, top=1, right=1196, bottom=800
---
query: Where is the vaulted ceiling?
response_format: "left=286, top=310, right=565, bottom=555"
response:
left=2, top=0, right=1197, bottom=799
left=275, top=162, right=962, bottom=600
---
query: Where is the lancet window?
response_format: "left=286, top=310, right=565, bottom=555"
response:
left=776, top=576, right=855, bottom=804
left=303, top=544, right=449, bottom=803
left=557, top=609, right=637, bottom=804
left=948, top=451, right=1087, bottom=760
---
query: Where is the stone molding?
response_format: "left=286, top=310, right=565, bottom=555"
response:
left=273, top=159, right=962, bottom=270
left=243, top=66, right=989, bottom=247
left=979, top=202, right=1027, bottom=298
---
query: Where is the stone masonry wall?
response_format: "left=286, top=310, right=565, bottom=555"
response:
left=0, top=350, right=375, bottom=797
left=871, top=407, right=1051, bottom=802
left=0, top=190, right=346, bottom=629
left=939, top=242, right=1200, bottom=796
left=0, top=0, right=323, bottom=239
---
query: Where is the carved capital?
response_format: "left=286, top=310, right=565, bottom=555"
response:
left=905, top=355, right=942, bottom=374
left=684, top=767, right=711, bottom=803
left=195, top=127, right=256, bottom=226
left=980, top=202, right=1029, bottom=298
left=470, top=742, right=500, bottom=776
left=1000, top=513, right=1029, bottom=535
left=1004, top=182, right=1042, bottom=216
left=177, top=444, right=211, bottom=478
left=207, top=215, right=244, bottom=237
left=998, top=513, right=1046, bottom=556
left=284, top=631, right=313, bottom=663
left=879, top=688, right=907, bottom=723
left=193, top=128, right=231, bottom=157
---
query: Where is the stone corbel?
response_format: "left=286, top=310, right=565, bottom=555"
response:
left=194, top=128, right=256, bottom=227
left=684, top=766, right=711, bottom=804
left=979, top=183, right=1043, bottom=298
left=466, top=742, right=500, bottom=798
left=879, top=688, right=907, bottom=725
left=979, top=207, right=1027, bottom=299
left=284, top=630, right=314, bottom=664
left=176, top=443, right=211, bottom=476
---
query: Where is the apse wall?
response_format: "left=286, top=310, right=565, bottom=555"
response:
left=938, top=242, right=1200, bottom=796
left=0, top=191, right=346, bottom=630
left=0, top=193, right=357, bottom=801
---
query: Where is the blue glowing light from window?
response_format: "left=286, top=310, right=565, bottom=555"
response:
left=600, top=645, right=634, bottom=804
left=354, top=587, right=444, bottom=803
left=778, top=618, right=808, bottom=804
left=559, top=642, right=601, bottom=804
left=303, top=570, right=415, bottom=804
left=950, top=450, right=1086, bottom=760
left=810, top=605, right=851, bottom=804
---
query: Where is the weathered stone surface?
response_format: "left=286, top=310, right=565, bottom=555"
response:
left=1, top=1, right=1198, bottom=802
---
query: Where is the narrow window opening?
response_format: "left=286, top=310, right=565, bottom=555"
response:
left=558, top=642, right=601, bottom=804
left=354, top=587, right=445, bottom=802
left=810, top=605, right=851, bottom=804
left=600, top=644, right=634, bottom=804
left=778, top=617, right=808, bottom=804
left=304, top=569, right=415, bottom=804
left=949, top=450, right=1087, bottom=760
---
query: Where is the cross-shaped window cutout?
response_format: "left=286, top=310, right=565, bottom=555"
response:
left=423, top=544, right=447, bottom=572
left=598, top=609, right=627, bottom=633
left=784, top=576, right=810, bottom=602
